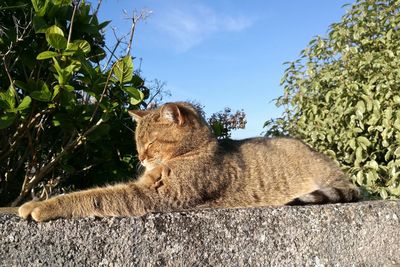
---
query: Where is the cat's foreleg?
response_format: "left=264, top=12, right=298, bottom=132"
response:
left=19, top=182, right=160, bottom=222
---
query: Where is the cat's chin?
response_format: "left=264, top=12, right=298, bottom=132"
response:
left=142, top=161, right=158, bottom=171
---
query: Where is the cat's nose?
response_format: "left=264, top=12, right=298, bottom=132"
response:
left=138, top=154, right=145, bottom=162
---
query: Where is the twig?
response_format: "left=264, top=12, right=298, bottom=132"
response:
left=0, top=4, right=28, bottom=11
left=102, top=28, right=125, bottom=71
left=89, top=0, right=102, bottom=23
left=2, top=56, right=14, bottom=87
left=146, top=79, right=168, bottom=104
left=67, top=0, right=81, bottom=44
left=126, top=12, right=136, bottom=56
left=89, top=66, right=114, bottom=123
left=0, top=111, right=42, bottom=162
left=125, top=9, right=152, bottom=56
left=11, top=118, right=104, bottom=207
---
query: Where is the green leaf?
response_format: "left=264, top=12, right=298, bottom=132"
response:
left=65, top=40, right=91, bottom=55
left=51, top=0, right=71, bottom=6
left=211, top=121, right=223, bottom=137
left=16, top=96, right=32, bottom=111
left=366, top=160, right=379, bottom=171
left=65, top=60, right=81, bottom=74
left=98, top=20, right=111, bottom=30
left=52, top=85, right=61, bottom=100
left=31, top=0, right=49, bottom=16
left=325, top=149, right=336, bottom=159
left=113, top=56, right=133, bottom=84
left=37, top=51, right=59, bottom=60
left=30, top=82, right=52, bottom=102
left=394, top=147, right=400, bottom=158
left=33, top=16, right=48, bottom=33
left=52, top=58, right=75, bottom=85
left=355, top=146, right=365, bottom=164
left=357, top=136, right=371, bottom=147
left=52, top=57, right=62, bottom=73
left=348, top=138, right=356, bottom=150
left=46, top=24, right=64, bottom=36
left=380, top=188, right=388, bottom=200
left=0, top=113, right=16, bottom=129
left=47, top=34, right=67, bottom=50
left=131, top=75, right=144, bottom=87
left=63, top=85, right=75, bottom=92
left=123, top=87, right=144, bottom=105
left=0, top=88, right=15, bottom=111
left=356, top=171, right=364, bottom=185
left=123, top=86, right=140, bottom=97
left=45, top=25, right=67, bottom=50
left=73, top=40, right=91, bottom=54
left=356, top=100, right=365, bottom=114
left=52, top=119, right=61, bottom=127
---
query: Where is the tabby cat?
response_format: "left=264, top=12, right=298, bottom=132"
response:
left=19, top=102, right=359, bottom=221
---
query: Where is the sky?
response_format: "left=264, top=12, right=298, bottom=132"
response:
left=97, top=0, right=352, bottom=139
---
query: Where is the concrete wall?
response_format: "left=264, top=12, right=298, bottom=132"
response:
left=1, top=201, right=399, bottom=266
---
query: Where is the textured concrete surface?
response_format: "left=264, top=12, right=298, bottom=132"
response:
left=1, top=201, right=399, bottom=266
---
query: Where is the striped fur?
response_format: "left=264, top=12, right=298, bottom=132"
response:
left=19, top=102, right=360, bottom=221
left=287, top=187, right=359, bottom=205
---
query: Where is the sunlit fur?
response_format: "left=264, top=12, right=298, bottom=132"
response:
left=19, top=102, right=360, bottom=221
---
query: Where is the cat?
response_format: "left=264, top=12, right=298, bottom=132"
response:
left=19, top=102, right=360, bottom=222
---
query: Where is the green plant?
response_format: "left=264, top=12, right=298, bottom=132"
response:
left=209, top=108, right=247, bottom=139
left=265, top=0, right=400, bottom=199
left=0, top=0, right=148, bottom=206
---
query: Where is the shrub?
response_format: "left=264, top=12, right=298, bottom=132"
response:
left=0, top=0, right=148, bottom=206
left=265, top=0, right=400, bottom=199
left=209, top=108, right=247, bottom=139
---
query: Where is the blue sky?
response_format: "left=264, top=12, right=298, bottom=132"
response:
left=98, top=0, right=352, bottom=138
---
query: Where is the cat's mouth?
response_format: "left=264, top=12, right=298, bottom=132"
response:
left=142, top=158, right=161, bottom=170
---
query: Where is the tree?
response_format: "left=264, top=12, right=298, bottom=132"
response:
left=265, top=0, right=400, bottom=199
left=0, top=0, right=148, bottom=206
left=209, top=108, right=247, bottom=139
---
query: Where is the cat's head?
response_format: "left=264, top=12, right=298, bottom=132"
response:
left=128, top=102, right=213, bottom=169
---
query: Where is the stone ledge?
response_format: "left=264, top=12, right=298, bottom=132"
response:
left=1, top=201, right=399, bottom=266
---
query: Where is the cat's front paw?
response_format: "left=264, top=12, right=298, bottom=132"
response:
left=19, top=201, right=39, bottom=219
left=19, top=201, right=53, bottom=222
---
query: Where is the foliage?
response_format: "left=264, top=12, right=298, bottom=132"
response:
left=209, top=108, right=247, bottom=139
left=0, top=0, right=148, bottom=206
left=265, top=0, right=400, bottom=199
left=185, top=102, right=247, bottom=139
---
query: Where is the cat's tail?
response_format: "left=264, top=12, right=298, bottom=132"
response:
left=286, top=185, right=360, bottom=205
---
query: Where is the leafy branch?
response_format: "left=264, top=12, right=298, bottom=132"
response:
left=0, top=0, right=150, bottom=206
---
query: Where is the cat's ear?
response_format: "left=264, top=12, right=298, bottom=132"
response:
left=160, top=104, right=185, bottom=125
left=128, top=110, right=149, bottom=122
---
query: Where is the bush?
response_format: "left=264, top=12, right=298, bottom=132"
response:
left=265, top=0, right=400, bottom=199
left=0, top=0, right=148, bottom=206
left=208, top=108, right=247, bottom=139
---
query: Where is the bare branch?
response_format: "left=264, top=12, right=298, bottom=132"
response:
left=11, top=118, right=104, bottom=206
left=67, top=0, right=81, bottom=44
left=2, top=56, right=14, bottom=87
left=146, top=79, right=170, bottom=105
left=125, top=9, right=152, bottom=56
left=102, top=27, right=126, bottom=71
left=89, top=66, right=114, bottom=124
left=89, top=0, right=102, bottom=23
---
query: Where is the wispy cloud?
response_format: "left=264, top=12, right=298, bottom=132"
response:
left=155, top=4, right=254, bottom=52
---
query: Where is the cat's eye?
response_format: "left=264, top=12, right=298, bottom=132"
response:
left=146, top=140, right=156, bottom=149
